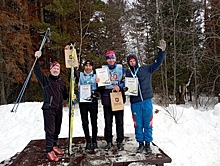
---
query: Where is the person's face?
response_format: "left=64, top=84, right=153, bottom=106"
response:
left=84, top=64, right=93, bottom=74
left=107, top=58, right=116, bottom=66
left=129, top=59, right=136, bottom=67
left=50, top=66, right=60, bottom=76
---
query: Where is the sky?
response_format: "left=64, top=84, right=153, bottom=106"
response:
left=0, top=100, right=220, bottom=165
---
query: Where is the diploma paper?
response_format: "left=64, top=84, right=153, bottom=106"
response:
left=80, top=84, right=92, bottom=102
left=96, top=68, right=111, bottom=87
left=125, top=77, right=138, bottom=96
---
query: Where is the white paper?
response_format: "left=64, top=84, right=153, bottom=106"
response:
left=125, top=77, right=138, bottom=96
left=96, top=68, right=111, bottom=87
left=79, top=84, right=92, bottom=102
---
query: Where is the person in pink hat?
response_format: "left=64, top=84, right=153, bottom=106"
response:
left=34, top=51, right=68, bottom=161
left=96, top=50, right=126, bottom=151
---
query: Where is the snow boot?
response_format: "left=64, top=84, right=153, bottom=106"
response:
left=104, top=142, right=112, bottom=151
left=85, top=142, right=92, bottom=150
left=117, top=142, right=124, bottom=151
left=53, top=146, right=64, bottom=155
left=136, top=142, right=145, bottom=153
left=145, top=142, right=152, bottom=153
left=91, top=142, right=98, bottom=150
left=47, top=150, right=59, bottom=161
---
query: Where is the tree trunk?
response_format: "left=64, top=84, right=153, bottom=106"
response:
left=40, top=0, right=44, bottom=22
left=177, top=83, right=186, bottom=104
left=172, top=0, right=177, bottom=104
left=2, top=0, right=6, bottom=7
left=0, top=30, right=6, bottom=104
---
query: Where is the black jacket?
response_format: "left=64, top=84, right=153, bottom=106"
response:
left=34, top=60, right=68, bottom=110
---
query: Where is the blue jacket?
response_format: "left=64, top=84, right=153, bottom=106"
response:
left=78, top=71, right=98, bottom=103
left=126, top=50, right=165, bottom=104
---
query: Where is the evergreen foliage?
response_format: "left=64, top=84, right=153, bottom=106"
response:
left=0, top=0, right=219, bottom=107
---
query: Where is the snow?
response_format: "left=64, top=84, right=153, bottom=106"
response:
left=213, top=103, right=220, bottom=115
left=0, top=100, right=220, bottom=166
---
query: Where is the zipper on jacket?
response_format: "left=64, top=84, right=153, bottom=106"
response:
left=49, top=96, right=53, bottom=106
left=130, top=67, right=143, bottom=101
left=138, top=83, right=143, bottom=101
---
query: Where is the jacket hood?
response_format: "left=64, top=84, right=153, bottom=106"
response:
left=127, top=54, right=139, bottom=71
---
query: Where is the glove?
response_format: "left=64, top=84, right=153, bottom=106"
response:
left=123, top=87, right=128, bottom=92
left=35, top=51, right=42, bottom=58
left=157, top=39, right=166, bottom=51
left=91, top=92, right=99, bottom=102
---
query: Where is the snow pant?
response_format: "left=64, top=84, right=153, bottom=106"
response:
left=43, top=108, right=63, bottom=152
left=103, top=105, right=124, bottom=144
left=79, top=102, right=98, bottom=143
left=131, top=98, right=153, bottom=143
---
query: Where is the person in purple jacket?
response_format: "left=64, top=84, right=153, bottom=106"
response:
left=126, top=40, right=166, bottom=153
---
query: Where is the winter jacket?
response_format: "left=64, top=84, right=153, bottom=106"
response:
left=78, top=70, right=99, bottom=103
left=34, top=60, right=68, bottom=110
left=126, top=50, right=165, bottom=104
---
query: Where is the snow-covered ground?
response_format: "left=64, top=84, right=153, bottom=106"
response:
left=0, top=101, right=220, bottom=166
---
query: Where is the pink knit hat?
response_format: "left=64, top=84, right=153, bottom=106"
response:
left=50, top=61, right=60, bottom=70
left=105, top=50, right=116, bottom=60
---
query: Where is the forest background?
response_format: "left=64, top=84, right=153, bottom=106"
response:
left=0, top=0, right=219, bottom=108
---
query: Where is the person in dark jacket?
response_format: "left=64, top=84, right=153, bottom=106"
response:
left=34, top=51, right=68, bottom=161
left=126, top=40, right=166, bottom=153
left=77, top=60, right=99, bottom=151
left=96, top=50, right=126, bottom=151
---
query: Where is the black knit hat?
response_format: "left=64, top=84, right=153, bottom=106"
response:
left=83, top=60, right=93, bottom=66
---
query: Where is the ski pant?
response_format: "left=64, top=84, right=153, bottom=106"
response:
left=103, top=106, right=124, bottom=143
left=131, top=98, right=153, bottom=143
left=43, top=108, right=63, bottom=152
left=79, top=102, right=98, bottom=143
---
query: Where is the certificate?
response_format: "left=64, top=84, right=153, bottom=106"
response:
left=79, top=84, right=92, bottom=102
left=96, top=68, right=111, bottom=87
left=125, top=77, right=138, bottom=96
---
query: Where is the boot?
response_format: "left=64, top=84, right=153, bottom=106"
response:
left=136, top=142, right=145, bottom=153
left=85, top=142, right=91, bottom=150
left=53, top=146, right=64, bottom=155
left=145, top=142, right=152, bottom=153
left=117, top=142, right=124, bottom=151
left=104, top=142, right=112, bottom=151
left=47, top=151, right=59, bottom=161
left=91, top=142, right=98, bottom=150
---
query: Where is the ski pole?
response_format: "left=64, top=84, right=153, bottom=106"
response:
left=11, top=28, right=51, bottom=112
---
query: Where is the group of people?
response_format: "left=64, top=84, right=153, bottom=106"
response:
left=34, top=39, right=166, bottom=161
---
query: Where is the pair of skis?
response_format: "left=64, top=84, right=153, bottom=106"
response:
left=65, top=44, right=78, bottom=155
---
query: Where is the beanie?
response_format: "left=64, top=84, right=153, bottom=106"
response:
left=50, top=61, right=60, bottom=70
left=129, top=57, right=135, bottom=61
left=105, top=50, right=116, bottom=60
left=83, top=60, right=93, bottom=66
